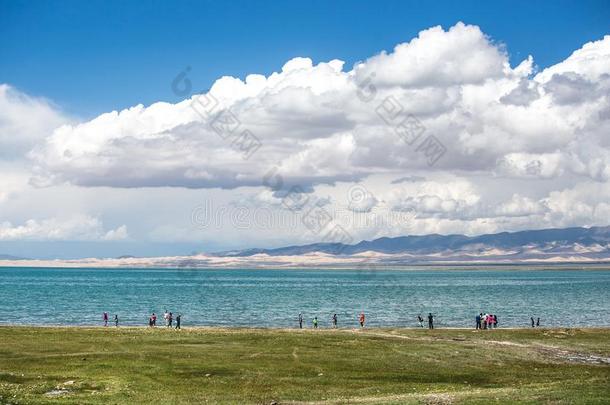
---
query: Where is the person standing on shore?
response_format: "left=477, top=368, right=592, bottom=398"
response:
left=169, top=312, right=173, bottom=328
left=359, top=312, right=365, bottom=328
left=114, top=314, right=118, bottom=327
left=152, top=313, right=157, bottom=326
left=536, top=317, right=540, bottom=327
left=428, top=313, right=434, bottom=329
left=332, top=313, right=338, bottom=328
left=313, top=317, right=318, bottom=329
left=175, top=314, right=181, bottom=329
left=164, top=310, right=169, bottom=327
left=417, top=314, right=424, bottom=328
left=298, top=313, right=303, bottom=329
left=103, top=312, right=108, bottom=327
left=531, top=317, right=535, bottom=327
left=493, top=314, right=498, bottom=328
left=476, top=313, right=481, bottom=329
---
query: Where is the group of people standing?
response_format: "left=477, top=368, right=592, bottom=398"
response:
left=102, top=312, right=119, bottom=327
left=296, top=312, right=546, bottom=330
left=103, top=311, right=182, bottom=328
left=149, top=310, right=181, bottom=329
left=476, top=313, right=498, bottom=329
left=299, top=312, right=365, bottom=329
left=102, top=311, right=543, bottom=329
left=300, top=312, right=438, bottom=329
left=417, top=313, right=435, bottom=329
left=302, top=312, right=436, bottom=329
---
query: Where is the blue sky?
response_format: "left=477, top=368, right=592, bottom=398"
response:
left=1, top=1, right=610, bottom=259
left=2, top=0, right=609, bottom=118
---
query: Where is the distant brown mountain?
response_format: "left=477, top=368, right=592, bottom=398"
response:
left=217, top=226, right=610, bottom=262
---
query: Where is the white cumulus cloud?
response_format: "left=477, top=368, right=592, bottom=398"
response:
left=28, top=23, right=610, bottom=190
left=0, top=84, right=69, bottom=160
left=0, top=215, right=128, bottom=241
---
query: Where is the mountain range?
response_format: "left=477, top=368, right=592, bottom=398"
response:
left=1, top=226, right=609, bottom=268
left=216, top=226, right=610, bottom=263
left=0, top=254, right=28, bottom=261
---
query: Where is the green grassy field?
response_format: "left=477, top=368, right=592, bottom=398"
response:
left=0, top=327, right=608, bottom=404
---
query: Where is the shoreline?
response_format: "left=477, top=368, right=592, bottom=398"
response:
left=2, top=262, right=610, bottom=271
left=2, top=325, right=610, bottom=330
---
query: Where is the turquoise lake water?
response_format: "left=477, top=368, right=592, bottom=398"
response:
left=0, top=267, right=608, bottom=327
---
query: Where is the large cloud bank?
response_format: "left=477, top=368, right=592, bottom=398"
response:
left=30, top=23, right=610, bottom=190
left=1, top=22, right=609, bottom=246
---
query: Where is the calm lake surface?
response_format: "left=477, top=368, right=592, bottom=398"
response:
left=0, top=267, right=608, bottom=328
